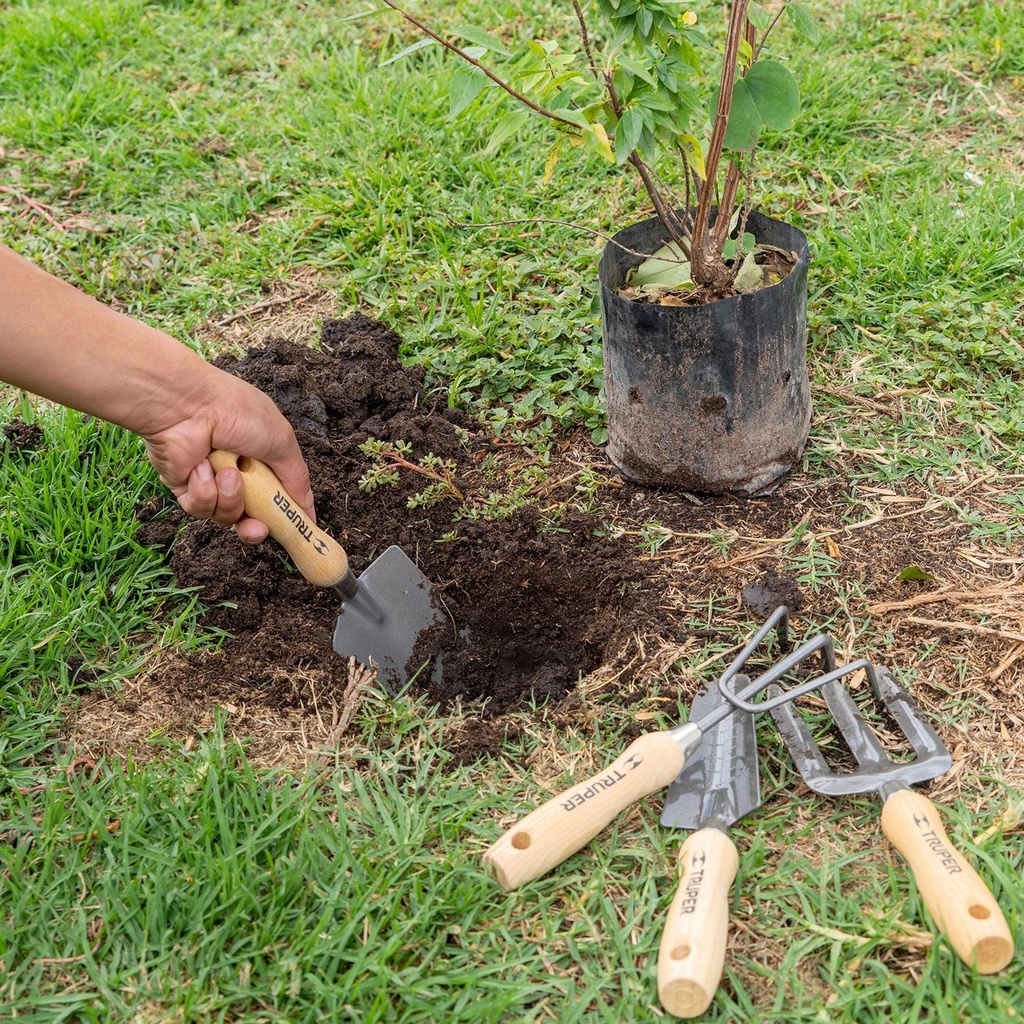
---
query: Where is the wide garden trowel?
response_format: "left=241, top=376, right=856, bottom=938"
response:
left=657, top=683, right=762, bottom=1019
left=208, top=450, right=445, bottom=694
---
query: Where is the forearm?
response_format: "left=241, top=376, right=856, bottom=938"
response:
left=0, top=243, right=218, bottom=435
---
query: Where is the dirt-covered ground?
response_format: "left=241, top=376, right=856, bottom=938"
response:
left=67, top=313, right=1023, bottom=785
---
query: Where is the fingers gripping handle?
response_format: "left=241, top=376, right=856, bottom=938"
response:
left=482, top=732, right=690, bottom=891
left=208, top=450, right=351, bottom=591
left=880, top=789, right=1014, bottom=973
left=658, top=828, right=739, bottom=1019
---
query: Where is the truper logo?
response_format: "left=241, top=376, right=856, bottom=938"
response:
left=916, top=822, right=963, bottom=875
left=677, top=852, right=707, bottom=915
left=273, top=491, right=321, bottom=551
left=561, top=754, right=644, bottom=813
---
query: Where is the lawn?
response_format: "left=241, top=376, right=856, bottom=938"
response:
left=1, top=0, right=1022, bottom=1021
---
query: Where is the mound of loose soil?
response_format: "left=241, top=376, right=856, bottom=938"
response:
left=160, top=315, right=662, bottom=712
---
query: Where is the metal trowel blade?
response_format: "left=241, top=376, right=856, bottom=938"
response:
left=332, top=545, right=446, bottom=695
left=661, top=685, right=761, bottom=831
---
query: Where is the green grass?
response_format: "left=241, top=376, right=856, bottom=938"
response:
left=2, top=0, right=1023, bottom=1020
left=0, top=405, right=202, bottom=793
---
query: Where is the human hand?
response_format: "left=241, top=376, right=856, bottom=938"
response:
left=0, top=243, right=314, bottom=543
left=141, top=366, right=315, bottom=544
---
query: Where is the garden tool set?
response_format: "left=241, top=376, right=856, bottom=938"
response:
left=483, top=606, right=1014, bottom=1018
left=208, top=450, right=444, bottom=694
left=483, top=607, right=833, bottom=891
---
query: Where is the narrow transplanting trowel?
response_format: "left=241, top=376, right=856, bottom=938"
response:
left=657, top=681, right=761, bottom=1019
left=208, top=451, right=445, bottom=693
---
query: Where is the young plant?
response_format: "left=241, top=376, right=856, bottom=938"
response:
left=358, top=438, right=465, bottom=506
left=380, top=0, right=816, bottom=301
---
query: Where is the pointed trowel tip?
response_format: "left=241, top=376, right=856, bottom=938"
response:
left=331, top=545, right=446, bottom=695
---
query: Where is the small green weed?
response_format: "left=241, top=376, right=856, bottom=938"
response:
left=358, top=438, right=465, bottom=505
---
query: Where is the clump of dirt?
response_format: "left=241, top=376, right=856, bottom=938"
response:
left=443, top=718, right=522, bottom=766
left=2, top=419, right=44, bottom=453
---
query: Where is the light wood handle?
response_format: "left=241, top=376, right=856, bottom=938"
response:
left=658, top=828, right=739, bottom=1019
left=880, top=789, right=1014, bottom=973
left=208, top=450, right=351, bottom=590
left=482, top=732, right=689, bottom=891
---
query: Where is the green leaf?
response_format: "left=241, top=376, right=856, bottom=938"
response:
left=722, top=231, right=756, bottom=261
left=615, top=108, right=644, bottom=164
left=379, top=37, right=435, bottom=68
left=722, top=86, right=762, bottom=149
left=482, top=108, right=531, bottom=153
left=551, top=107, right=590, bottom=131
left=636, top=5, right=653, bottom=37
left=897, top=566, right=937, bottom=582
left=746, top=60, right=800, bottom=129
left=617, top=57, right=657, bottom=88
left=630, top=242, right=693, bottom=289
left=786, top=2, right=819, bottom=43
left=747, top=3, right=771, bottom=32
left=725, top=59, right=800, bottom=149
left=449, top=64, right=487, bottom=118
left=452, top=25, right=511, bottom=56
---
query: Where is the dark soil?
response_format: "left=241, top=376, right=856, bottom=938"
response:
left=127, top=315, right=671, bottom=749
left=2, top=419, right=44, bottom=453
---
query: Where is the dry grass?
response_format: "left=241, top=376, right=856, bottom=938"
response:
left=73, top=652, right=376, bottom=770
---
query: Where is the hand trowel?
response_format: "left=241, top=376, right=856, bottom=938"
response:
left=208, top=450, right=445, bottom=693
left=657, top=680, right=761, bottom=1019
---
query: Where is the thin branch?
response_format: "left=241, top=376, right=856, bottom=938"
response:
left=440, top=213, right=690, bottom=264
left=755, top=0, right=789, bottom=58
left=712, top=13, right=756, bottom=250
left=628, top=155, right=687, bottom=245
left=691, top=0, right=749, bottom=282
left=572, top=0, right=601, bottom=83
left=379, top=0, right=581, bottom=131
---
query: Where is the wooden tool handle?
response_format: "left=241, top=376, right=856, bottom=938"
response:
left=208, top=450, right=351, bottom=590
left=658, top=828, right=739, bottom=1019
left=482, top=732, right=689, bottom=891
left=880, top=789, right=1014, bottom=973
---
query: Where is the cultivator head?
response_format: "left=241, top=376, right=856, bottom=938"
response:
left=712, top=604, right=839, bottom=718
left=768, top=662, right=952, bottom=797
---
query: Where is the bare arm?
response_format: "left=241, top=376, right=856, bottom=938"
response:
left=0, top=242, right=315, bottom=542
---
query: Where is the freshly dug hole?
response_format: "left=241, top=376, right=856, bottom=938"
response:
left=156, top=315, right=656, bottom=716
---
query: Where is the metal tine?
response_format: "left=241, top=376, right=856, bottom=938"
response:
left=764, top=683, right=836, bottom=780
left=817, top=662, right=891, bottom=766
left=769, top=662, right=953, bottom=794
left=872, top=665, right=952, bottom=769
left=719, top=620, right=841, bottom=714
